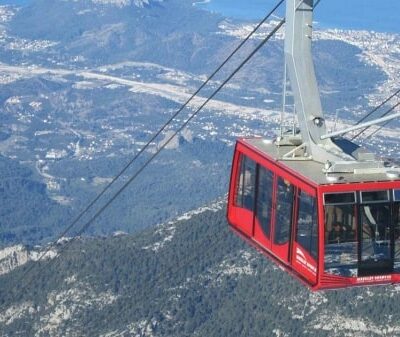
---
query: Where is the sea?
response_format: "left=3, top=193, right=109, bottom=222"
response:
left=195, top=0, right=400, bottom=33
left=0, top=0, right=28, bottom=4
left=0, top=0, right=398, bottom=33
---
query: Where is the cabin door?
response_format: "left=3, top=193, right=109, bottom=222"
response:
left=252, top=165, right=274, bottom=250
left=358, top=194, right=393, bottom=276
left=270, top=176, right=295, bottom=263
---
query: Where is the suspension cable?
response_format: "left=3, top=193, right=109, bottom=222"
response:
left=363, top=101, right=400, bottom=139
left=4, top=0, right=336, bottom=328
left=5, top=15, right=285, bottom=306
left=49, top=18, right=285, bottom=257
left=351, top=88, right=400, bottom=140
left=10, top=0, right=285, bottom=289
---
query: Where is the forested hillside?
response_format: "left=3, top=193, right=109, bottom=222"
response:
left=0, top=155, right=70, bottom=247
left=1, top=203, right=400, bottom=336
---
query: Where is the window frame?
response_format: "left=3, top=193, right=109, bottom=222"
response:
left=254, top=164, right=274, bottom=239
left=324, top=201, right=358, bottom=277
left=273, top=177, right=294, bottom=245
left=234, top=154, right=256, bottom=212
left=360, top=190, right=390, bottom=204
left=295, top=189, right=318, bottom=260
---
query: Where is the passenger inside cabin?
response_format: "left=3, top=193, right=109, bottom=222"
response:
left=324, top=202, right=358, bottom=276
left=325, top=204, right=357, bottom=244
left=329, top=222, right=344, bottom=243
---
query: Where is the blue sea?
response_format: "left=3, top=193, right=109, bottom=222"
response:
left=195, top=0, right=400, bottom=33
left=1, top=0, right=399, bottom=33
left=0, top=0, right=28, bottom=4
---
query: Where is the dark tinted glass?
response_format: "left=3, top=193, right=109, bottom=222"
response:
left=324, top=192, right=355, bottom=205
left=393, top=203, right=400, bottom=272
left=324, top=203, right=357, bottom=277
left=360, top=204, right=391, bottom=263
left=274, top=178, right=294, bottom=245
left=234, top=155, right=245, bottom=206
left=255, top=166, right=273, bottom=238
left=235, top=155, right=256, bottom=211
left=296, top=191, right=318, bottom=260
left=361, top=190, right=389, bottom=203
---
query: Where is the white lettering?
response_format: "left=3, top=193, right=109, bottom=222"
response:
left=295, top=247, right=317, bottom=275
left=356, top=275, right=392, bottom=283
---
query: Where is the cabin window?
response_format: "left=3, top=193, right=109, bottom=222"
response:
left=360, top=202, right=391, bottom=264
left=235, top=155, right=256, bottom=211
left=255, top=166, right=273, bottom=238
left=274, top=177, right=294, bottom=245
left=361, top=190, right=389, bottom=203
left=324, top=193, right=357, bottom=277
left=296, top=190, right=318, bottom=260
left=394, top=189, right=400, bottom=202
left=324, top=192, right=355, bottom=205
left=394, top=190, right=400, bottom=272
left=393, top=199, right=400, bottom=272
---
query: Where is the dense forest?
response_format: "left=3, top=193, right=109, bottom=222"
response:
left=0, top=155, right=70, bottom=247
left=1, top=205, right=400, bottom=336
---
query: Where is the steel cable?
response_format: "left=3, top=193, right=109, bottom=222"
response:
left=351, top=88, right=400, bottom=140
left=5, top=0, right=285, bottom=296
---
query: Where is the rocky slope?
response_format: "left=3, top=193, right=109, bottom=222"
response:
left=1, top=201, right=400, bottom=336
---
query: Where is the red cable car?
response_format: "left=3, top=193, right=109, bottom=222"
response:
left=227, top=0, right=400, bottom=290
left=228, top=138, right=400, bottom=290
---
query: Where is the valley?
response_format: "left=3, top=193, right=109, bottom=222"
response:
left=0, top=0, right=397, bottom=242
left=0, top=0, right=399, bottom=335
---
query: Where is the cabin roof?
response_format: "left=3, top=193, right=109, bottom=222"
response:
left=242, top=137, right=400, bottom=186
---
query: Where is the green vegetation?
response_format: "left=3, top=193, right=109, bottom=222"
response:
left=0, top=155, right=70, bottom=247
left=1, top=206, right=400, bottom=336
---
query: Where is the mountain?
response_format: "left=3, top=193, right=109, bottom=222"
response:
left=1, top=201, right=400, bottom=336
left=0, top=0, right=399, bottom=336
left=0, top=0, right=397, bottom=248
left=8, top=0, right=226, bottom=71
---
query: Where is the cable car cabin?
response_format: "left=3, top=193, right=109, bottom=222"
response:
left=226, top=0, right=400, bottom=290
left=227, top=138, right=400, bottom=290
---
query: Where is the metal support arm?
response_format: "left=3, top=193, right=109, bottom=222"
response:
left=283, top=0, right=372, bottom=168
left=284, top=0, right=327, bottom=148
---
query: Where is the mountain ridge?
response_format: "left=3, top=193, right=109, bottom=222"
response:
left=1, top=200, right=400, bottom=336
left=0, top=0, right=395, bottom=248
